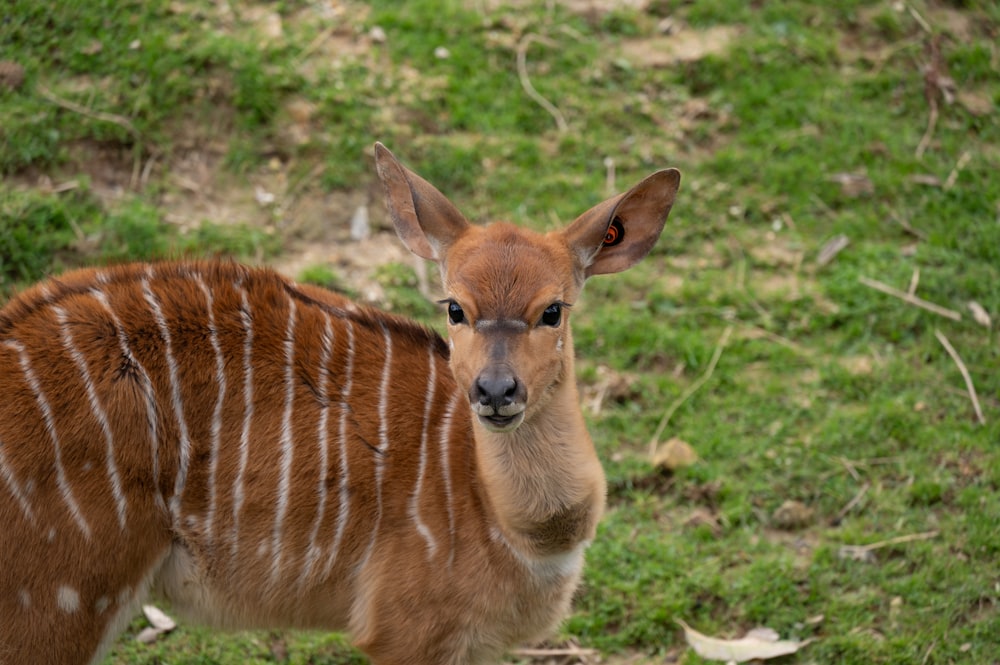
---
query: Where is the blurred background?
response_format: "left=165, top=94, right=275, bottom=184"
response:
left=1, top=1, right=998, bottom=663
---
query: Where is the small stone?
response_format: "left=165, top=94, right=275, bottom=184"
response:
left=771, top=500, right=814, bottom=530
left=652, top=437, right=698, bottom=471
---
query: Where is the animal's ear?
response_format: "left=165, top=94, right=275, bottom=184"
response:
left=374, top=142, right=470, bottom=263
left=562, top=168, right=681, bottom=278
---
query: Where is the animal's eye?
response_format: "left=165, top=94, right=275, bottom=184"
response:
left=447, top=300, right=466, bottom=325
left=540, top=303, right=562, bottom=327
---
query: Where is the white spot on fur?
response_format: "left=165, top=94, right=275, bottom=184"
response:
left=19, top=589, right=30, bottom=608
left=57, top=586, right=80, bottom=613
left=95, top=596, right=110, bottom=613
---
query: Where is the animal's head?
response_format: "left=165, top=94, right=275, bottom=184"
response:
left=375, top=143, right=680, bottom=433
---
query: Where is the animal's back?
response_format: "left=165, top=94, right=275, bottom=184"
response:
left=0, top=261, right=478, bottom=662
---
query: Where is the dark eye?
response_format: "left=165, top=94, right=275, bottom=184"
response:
left=540, top=303, right=562, bottom=327
left=447, top=300, right=466, bottom=325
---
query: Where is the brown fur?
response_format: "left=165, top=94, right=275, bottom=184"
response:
left=0, top=144, right=679, bottom=664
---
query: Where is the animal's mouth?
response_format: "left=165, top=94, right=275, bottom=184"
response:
left=471, top=401, right=526, bottom=433
left=478, top=411, right=524, bottom=432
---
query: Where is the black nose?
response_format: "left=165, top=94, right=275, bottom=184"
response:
left=471, top=367, right=523, bottom=411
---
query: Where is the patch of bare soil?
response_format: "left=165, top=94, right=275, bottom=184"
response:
left=620, top=25, right=742, bottom=67
left=480, top=0, right=650, bottom=14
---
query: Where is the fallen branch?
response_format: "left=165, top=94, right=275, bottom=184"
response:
left=516, top=34, right=568, bottom=133
left=648, top=325, right=733, bottom=457
left=858, top=276, right=961, bottom=321
left=935, top=329, right=985, bottom=425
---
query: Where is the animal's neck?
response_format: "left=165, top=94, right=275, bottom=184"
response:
left=472, top=355, right=606, bottom=560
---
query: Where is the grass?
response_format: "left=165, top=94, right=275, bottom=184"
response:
left=2, top=0, right=999, bottom=663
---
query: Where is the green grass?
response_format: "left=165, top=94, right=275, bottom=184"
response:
left=2, top=0, right=999, bottom=663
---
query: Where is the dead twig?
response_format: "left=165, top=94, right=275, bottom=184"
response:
left=832, top=481, right=870, bottom=525
left=915, top=97, right=938, bottom=159
left=934, top=329, right=985, bottom=425
left=816, top=234, right=850, bottom=268
left=738, top=321, right=811, bottom=357
left=37, top=83, right=148, bottom=190
left=889, top=212, right=927, bottom=240
left=944, top=150, right=972, bottom=191
left=839, top=530, right=940, bottom=561
left=510, top=646, right=599, bottom=659
left=516, top=33, right=568, bottom=133
left=858, top=276, right=962, bottom=321
left=920, top=641, right=937, bottom=665
left=907, top=268, right=920, bottom=296
left=837, top=456, right=861, bottom=482
left=37, top=84, right=142, bottom=142
left=603, top=156, right=616, bottom=197
left=295, top=24, right=336, bottom=65
left=648, top=325, right=734, bottom=457
left=916, top=35, right=955, bottom=159
left=905, top=2, right=932, bottom=33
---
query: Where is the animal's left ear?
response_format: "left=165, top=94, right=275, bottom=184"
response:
left=562, top=168, right=681, bottom=277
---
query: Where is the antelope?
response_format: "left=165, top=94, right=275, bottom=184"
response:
left=0, top=143, right=680, bottom=665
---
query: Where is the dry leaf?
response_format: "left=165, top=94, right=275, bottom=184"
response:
left=968, top=301, right=991, bottom=328
left=142, top=604, right=176, bottom=631
left=136, top=604, right=177, bottom=643
left=653, top=437, right=698, bottom=470
left=135, top=626, right=165, bottom=644
left=676, top=619, right=809, bottom=662
left=957, top=89, right=993, bottom=117
left=828, top=172, right=874, bottom=197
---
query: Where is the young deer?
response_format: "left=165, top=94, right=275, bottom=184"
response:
left=0, top=143, right=680, bottom=665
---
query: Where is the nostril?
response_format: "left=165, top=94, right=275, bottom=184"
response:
left=473, top=370, right=519, bottom=408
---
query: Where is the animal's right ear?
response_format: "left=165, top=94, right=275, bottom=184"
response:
left=374, top=142, right=470, bottom=263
